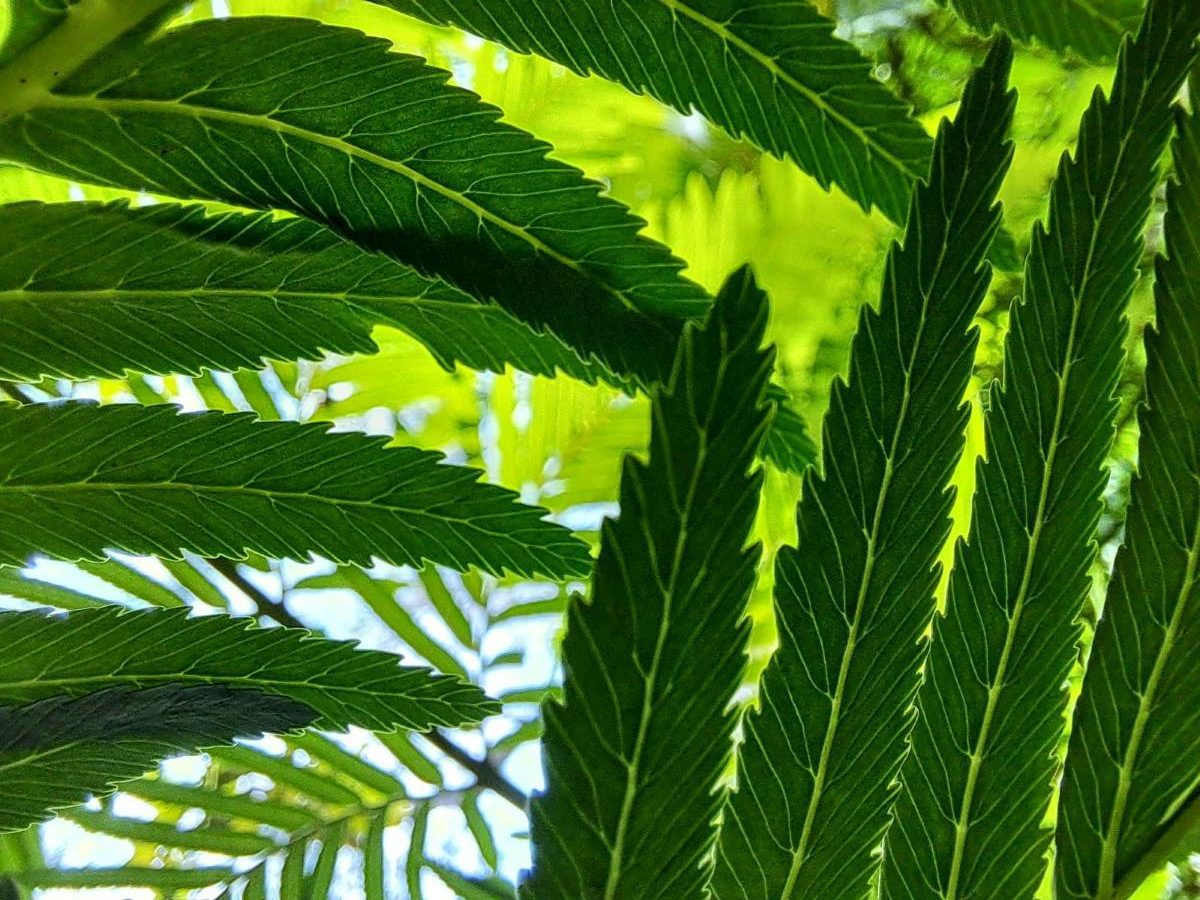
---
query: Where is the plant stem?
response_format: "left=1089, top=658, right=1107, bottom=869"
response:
left=205, top=557, right=309, bottom=632
left=0, top=0, right=183, bottom=119
left=423, top=730, right=527, bottom=810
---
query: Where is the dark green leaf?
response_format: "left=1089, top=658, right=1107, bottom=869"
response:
left=1055, top=73, right=1200, bottom=900
left=714, top=40, right=1016, bottom=900
left=0, top=16, right=709, bottom=388
left=0, top=683, right=313, bottom=832
left=523, top=268, right=774, bottom=898
left=940, top=0, right=1145, bottom=62
left=376, top=0, right=932, bottom=225
left=0, top=201, right=610, bottom=386
left=0, top=606, right=498, bottom=732
left=0, top=402, right=590, bottom=580
left=881, top=4, right=1200, bottom=898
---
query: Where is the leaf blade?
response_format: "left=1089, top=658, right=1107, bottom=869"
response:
left=0, top=402, right=589, bottom=580
left=375, top=0, right=932, bottom=225
left=0, top=682, right=315, bottom=832
left=0, top=15, right=708, bottom=388
left=0, top=201, right=610, bottom=386
left=881, top=4, right=1200, bottom=898
left=0, top=606, right=497, bottom=732
left=1055, top=75, right=1200, bottom=900
left=522, top=268, right=774, bottom=898
left=713, top=39, right=1016, bottom=900
left=940, top=0, right=1145, bottom=62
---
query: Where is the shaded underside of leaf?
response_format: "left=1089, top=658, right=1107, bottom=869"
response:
left=522, top=268, right=774, bottom=899
left=1055, top=75, right=1200, bottom=900
left=940, top=0, right=1145, bottom=62
left=378, top=0, right=932, bottom=226
left=0, top=606, right=497, bottom=732
left=0, top=402, right=590, bottom=579
left=881, top=3, right=1200, bottom=898
left=0, top=682, right=315, bottom=832
left=713, top=39, right=1016, bottom=900
left=0, top=200, right=612, bottom=385
left=0, top=15, right=710, bottom=388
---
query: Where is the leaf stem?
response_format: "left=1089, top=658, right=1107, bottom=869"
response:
left=422, top=730, right=526, bottom=810
left=0, top=0, right=183, bottom=119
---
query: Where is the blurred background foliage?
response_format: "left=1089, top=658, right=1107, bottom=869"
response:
left=0, top=0, right=1184, bottom=896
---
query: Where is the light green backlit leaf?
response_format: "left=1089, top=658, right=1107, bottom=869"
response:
left=523, top=268, right=774, bottom=898
left=881, top=4, right=1200, bottom=898
left=714, top=40, right=1016, bottom=900
left=0, top=402, right=590, bottom=579
left=1055, top=74, right=1200, bottom=900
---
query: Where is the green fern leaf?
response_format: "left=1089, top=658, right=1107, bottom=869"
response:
left=880, top=4, right=1200, bottom=898
left=712, top=40, right=1016, bottom=900
left=373, top=0, right=932, bottom=226
left=0, top=201, right=610, bottom=385
left=0, top=403, right=589, bottom=579
left=1055, top=74, right=1200, bottom=900
left=0, top=682, right=315, bottom=832
left=522, top=268, right=774, bottom=898
left=940, top=0, right=1145, bottom=62
left=0, top=606, right=496, bottom=731
left=0, top=15, right=709, bottom=389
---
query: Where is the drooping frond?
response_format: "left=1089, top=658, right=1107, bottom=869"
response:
left=0, top=402, right=590, bottom=579
left=939, top=0, right=1145, bottom=61
left=0, top=16, right=708, bottom=388
left=0, top=683, right=316, bottom=832
left=0, top=201, right=610, bottom=385
left=373, top=0, right=932, bottom=225
left=1055, top=73, right=1200, bottom=900
left=712, top=40, right=1016, bottom=900
left=881, top=4, right=1200, bottom=898
left=522, top=268, right=774, bottom=899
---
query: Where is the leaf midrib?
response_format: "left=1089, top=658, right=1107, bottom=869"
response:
left=0, top=286, right=453, bottom=305
left=0, top=480, right=542, bottom=540
left=656, top=0, right=922, bottom=188
left=604, top=369, right=715, bottom=898
left=22, top=93, right=647, bottom=316
left=942, top=107, right=1141, bottom=898
left=782, top=219, right=954, bottom=896
left=1095, top=505, right=1200, bottom=897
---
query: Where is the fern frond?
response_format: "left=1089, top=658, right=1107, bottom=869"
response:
left=713, top=40, right=1016, bottom=900
left=1055, top=72, right=1200, bottom=900
left=881, top=4, right=1200, bottom=898
left=522, top=268, right=774, bottom=898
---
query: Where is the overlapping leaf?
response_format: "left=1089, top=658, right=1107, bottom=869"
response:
left=940, top=0, right=1145, bottom=61
left=1055, top=74, right=1200, bottom=900
left=523, top=268, right=774, bottom=899
left=0, top=683, right=316, bottom=832
left=377, top=0, right=931, bottom=225
left=0, top=402, right=590, bottom=579
left=0, top=15, right=709, bottom=388
left=0, top=606, right=496, bottom=730
left=881, top=4, right=1200, bottom=898
left=0, top=201, right=609, bottom=385
left=713, top=40, right=1015, bottom=900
